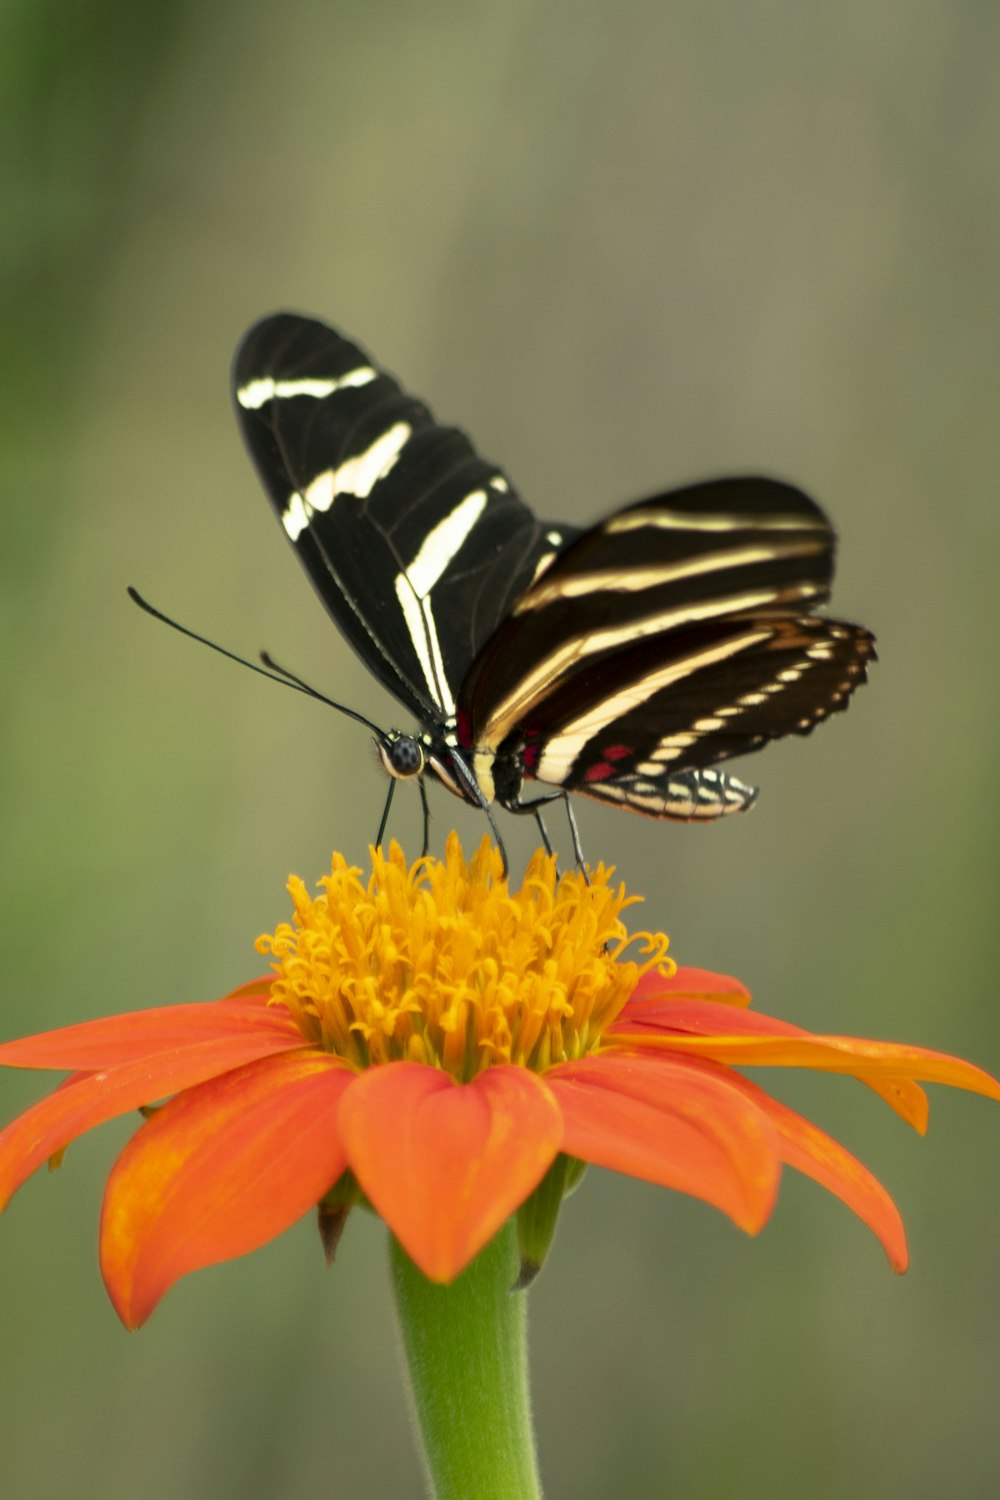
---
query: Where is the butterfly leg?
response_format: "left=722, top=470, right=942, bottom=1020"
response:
left=561, top=793, right=588, bottom=879
left=510, top=792, right=588, bottom=879
left=419, top=775, right=431, bottom=858
left=507, top=790, right=577, bottom=872
left=532, top=807, right=555, bottom=858
left=374, top=777, right=396, bottom=850
left=475, top=799, right=510, bottom=878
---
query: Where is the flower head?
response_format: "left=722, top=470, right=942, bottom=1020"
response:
left=2, top=835, right=998, bottom=1328
left=258, top=836, right=665, bottom=1076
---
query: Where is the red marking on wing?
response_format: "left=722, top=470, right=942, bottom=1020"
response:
left=584, top=762, right=616, bottom=783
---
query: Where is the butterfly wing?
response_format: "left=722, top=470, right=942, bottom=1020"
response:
left=458, top=477, right=874, bottom=815
left=233, top=313, right=575, bottom=724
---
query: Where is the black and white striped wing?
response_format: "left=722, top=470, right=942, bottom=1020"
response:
left=459, top=478, right=875, bottom=815
left=233, top=314, right=574, bottom=724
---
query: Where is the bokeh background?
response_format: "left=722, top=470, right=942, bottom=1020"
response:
left=4, top=3, right=1000, bottom=1496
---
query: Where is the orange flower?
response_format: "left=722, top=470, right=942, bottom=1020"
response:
left=2, top=836, right=997, bottom=1329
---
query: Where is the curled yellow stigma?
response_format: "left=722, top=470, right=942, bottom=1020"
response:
left=256, top=834, right=673, bottom=1079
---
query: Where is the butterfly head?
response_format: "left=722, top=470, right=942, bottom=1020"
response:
left=377, top=731, right=426, bottom=782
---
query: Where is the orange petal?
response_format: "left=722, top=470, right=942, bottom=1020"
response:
left=0, top=1001, right=300, bottom=1070
left=730, top=1074, right=909, bottom=1271
left=0, top=1031, right=313, bottom=1209
left=861, top=1077, right=929, bottom=1133
left=545, top=1052, right=780, bottom=1234
left=630, top=967, right=752, bottom=1007
left=100, top=1051, right=353, bottom=1328
left=613, top=1030, right=1000, bottom=1100
left=612, top=1003, right=931, bottom=1128
left=338, top=1062, right=563, bottom=1282
left=614, top=995, right=800, bottom=1038
left=219, top=978, right=275, bottom=1003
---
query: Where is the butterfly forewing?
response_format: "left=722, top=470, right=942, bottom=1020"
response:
left=233, top=314, right=574, bottom=722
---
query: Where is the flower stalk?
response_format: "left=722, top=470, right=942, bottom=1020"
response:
left=392, top=1223, right=541, bottom=1500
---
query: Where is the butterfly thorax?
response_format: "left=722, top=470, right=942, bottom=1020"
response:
left=490, top=745, right=528, bottom=809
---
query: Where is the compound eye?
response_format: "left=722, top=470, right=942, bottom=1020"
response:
left=379, top=734, right=425, bottom=780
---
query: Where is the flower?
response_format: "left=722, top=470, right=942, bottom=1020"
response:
left=1, top=835, right=997, bottom=1329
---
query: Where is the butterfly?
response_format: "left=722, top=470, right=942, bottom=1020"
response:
left=232, top=312, right=874, bottom=863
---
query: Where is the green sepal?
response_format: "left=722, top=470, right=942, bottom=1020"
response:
left=316, top=1170, right=364, bottom=1265
left=514, top=1154, right=587, bottom=1290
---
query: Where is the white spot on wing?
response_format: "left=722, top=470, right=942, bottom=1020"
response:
left=515, top=540, right=825, bottom=611
left=305, top=470, right=336, bottom=514
left=532, top=632, right=769, bottom=781
left=335, top=422, right=411, bottom=499
left=489, top=614, right=774, bottom=751
left=406, top=491, right=488, bottom=596
left=529, top=551, right=558, bottom=585
left=282, top=493, right=310, bottom=541
left=606, top=508, right=827, bottom=535
left=580, top=765, right=755, bottom=819
left=394, top=490, right=489, bottom=713
left=237, top=368, right=376, bottom=409
left=279, top=423, right=412, bottom=538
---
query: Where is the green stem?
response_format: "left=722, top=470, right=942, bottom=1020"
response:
left=390, top=1224, right=543, bottom=1500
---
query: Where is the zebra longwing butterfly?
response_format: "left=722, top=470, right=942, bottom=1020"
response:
left=233, top=313, right=874, bottom=847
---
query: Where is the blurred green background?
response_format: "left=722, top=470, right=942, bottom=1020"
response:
left=3, top=2, right=1000, bottom=1496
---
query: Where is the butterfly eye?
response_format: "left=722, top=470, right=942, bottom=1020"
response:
left=379, top=735, right=425, bottom=781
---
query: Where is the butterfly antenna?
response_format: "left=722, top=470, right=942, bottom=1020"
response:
left=256, top=649, right=340, bottom=702
left=127, top=587, right=385, bottom=736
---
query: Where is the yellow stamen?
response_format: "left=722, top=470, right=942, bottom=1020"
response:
left=256, top=834, right=673, bottom=1080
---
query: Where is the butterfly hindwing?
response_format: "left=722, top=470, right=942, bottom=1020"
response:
left=513, top=613, right=874, bottom=813
left=457, top=479, right=874, bottom=811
